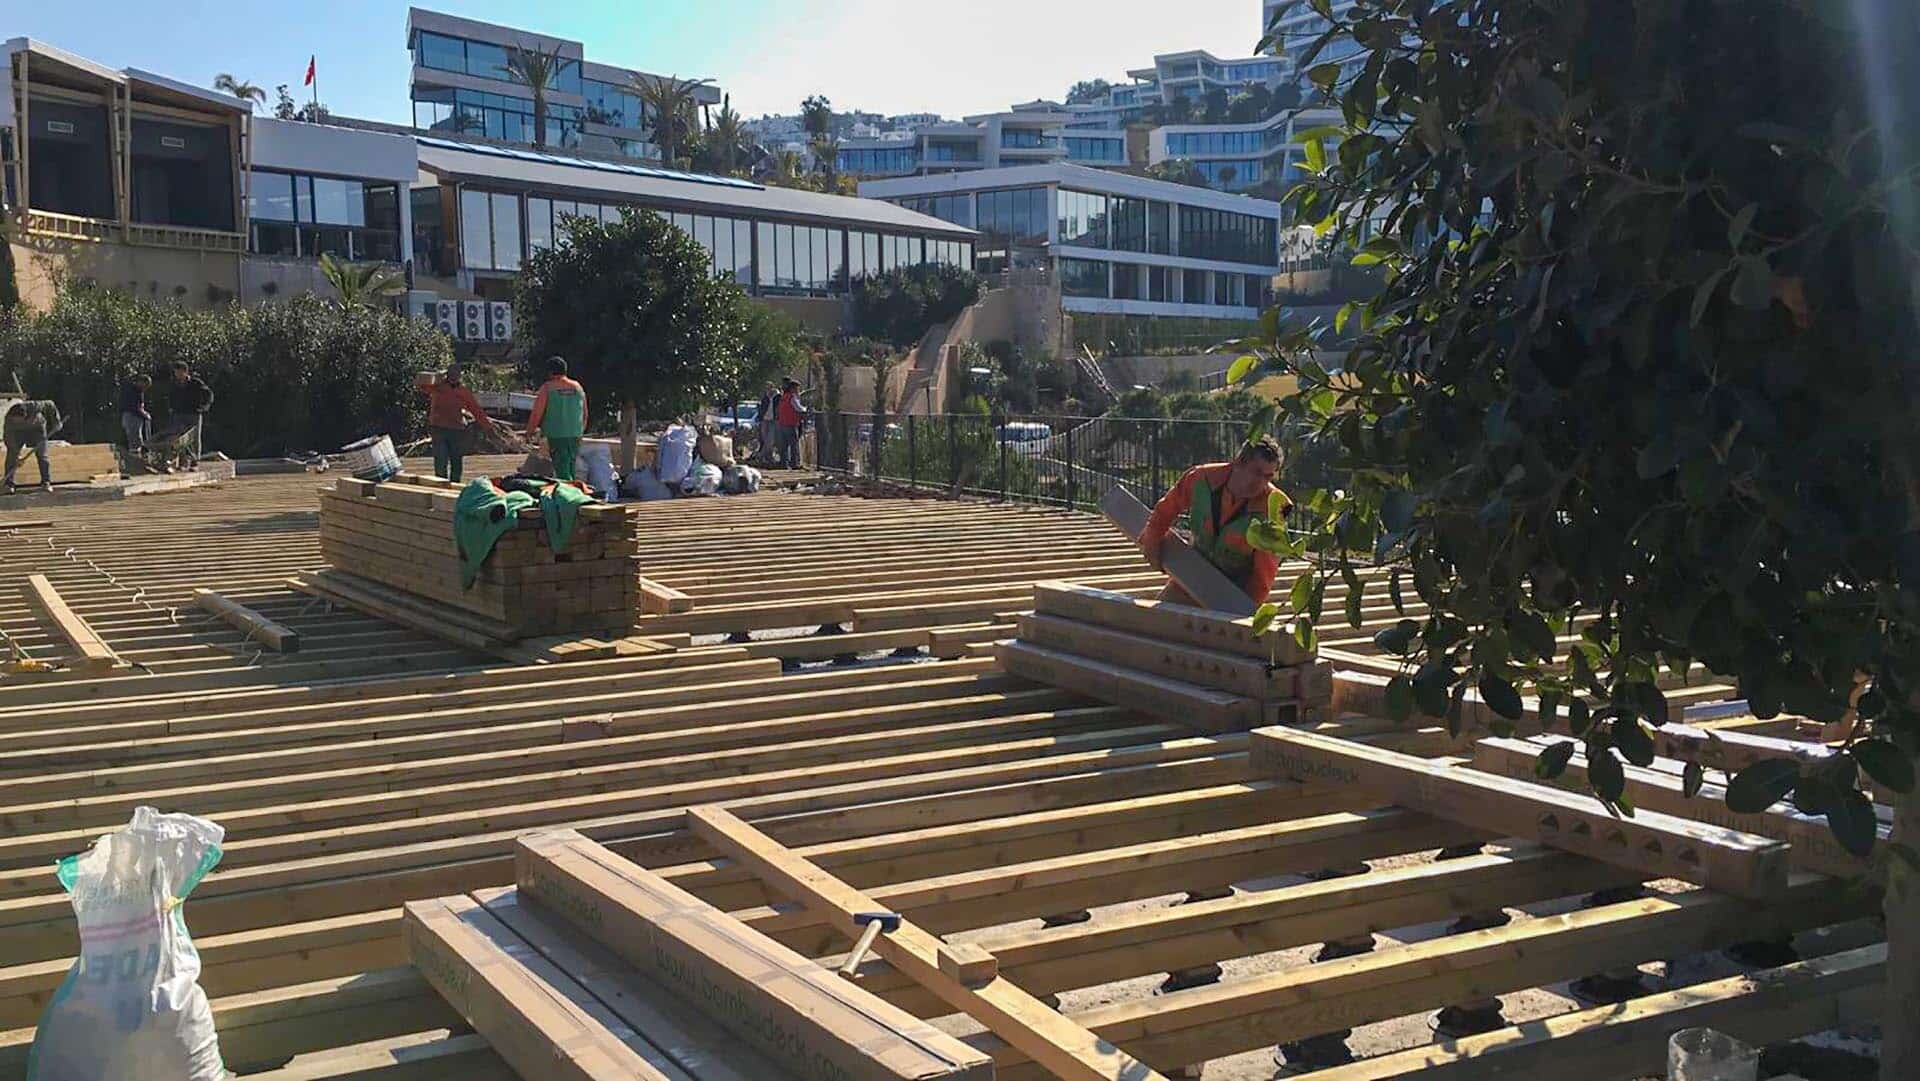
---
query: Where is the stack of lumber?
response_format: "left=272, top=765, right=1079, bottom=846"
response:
left=998, top=581, right=1334, bottom=733
left=46, top=443, right=120, bottom=484
left=315, top=474, right=640, bottom=643
left=404, top=830, right=991, bottom=1081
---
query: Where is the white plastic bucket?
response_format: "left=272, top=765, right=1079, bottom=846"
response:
left=338, top=435, right=401, bottom=482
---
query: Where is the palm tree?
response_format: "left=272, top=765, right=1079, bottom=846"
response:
left=213, top=74, right=266, bottom=112
left=706, top=94, right=748, bottom=175
left=631, top=73, right=713, bottom=167
left=800, top=95, right=833, bottom=143
left=319, top=254, right=406, bottom=309
left=504, top=41, right=571, bottom=148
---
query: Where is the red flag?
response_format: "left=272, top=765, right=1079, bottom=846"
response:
left=303, top=56, right=315, bottom=86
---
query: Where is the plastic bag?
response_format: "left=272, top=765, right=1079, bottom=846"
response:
left=681, top=462, right=722, bottom=496
left=579, top=443, right=618, bottom=501
left=721, top=464, right=762, bottom=495
left=28, top=807, right=226, bottom=1081
left=624, top=467, right=675, bottom=502
left=657, top=425, right=698, bottom=486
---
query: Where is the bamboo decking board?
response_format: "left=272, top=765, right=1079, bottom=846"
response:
left=0, top=461, right=1879, bottom=1081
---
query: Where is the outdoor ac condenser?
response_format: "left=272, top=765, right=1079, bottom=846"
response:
left=461, top=302, right=485, bottom=342
left=434, top=301, right=459, bottom=338
left=488, top=303, right=513, bottom=342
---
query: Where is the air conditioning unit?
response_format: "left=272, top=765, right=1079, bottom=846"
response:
left=488, top=302, right=513, bottom=342
left=461, top=301, right=486, bottom=342
left=434, top=301, right=459, bottom=337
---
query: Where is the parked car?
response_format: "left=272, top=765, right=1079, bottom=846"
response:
left=997, top=422, right=1054, bottom=456
left=711, top=402, right=762, bottom=433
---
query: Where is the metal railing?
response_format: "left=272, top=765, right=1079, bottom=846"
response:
left=819, top=412, right=1248, bottom=513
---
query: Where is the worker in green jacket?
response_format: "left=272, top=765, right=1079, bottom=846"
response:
left=525, top=356, right=588, bottom=482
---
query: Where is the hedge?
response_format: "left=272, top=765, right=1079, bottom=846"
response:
left=0, top=287, right=452, bottom=457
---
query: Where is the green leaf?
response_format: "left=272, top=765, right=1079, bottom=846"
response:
left=1288, top=573, right=1314, bottom=614
left=1412, top=662, right=1451, bottom=718
left=1334, top=302, right=1355, bottom=334
left=1384, top=675, right=1414, bottom=721
left=1568, top=698, right=1592, bottom=736
left=1379, top=488, right=1416, bottom=533
left=1729, top=255, right=1774, bottom=309
left=1826, top=789, right=1878, bottom=859
left=1269, top=490, right=1290, bottom=523
left=1374, top=619, right=1420, bottom=655
left=1509, top=610, right=1556, bottom=663
left=1303, top=137, right=1328, bottom=174
left=1307, top=63, right=1341, bottom=91
left=1587, top=747, right=1627, bottom=802
left=1851, top=740, right=1915, bottom=794
left=1292, top=619, right=1318, bottom=652
left=1535, top=740, right=1577, bottom=779
left=1227, top=353, right=1260, bottom=385
left=1725, top=758, right=1800, bottom=814
left=1388, top=570, right=1406, bottom=614
left=1682, top=760, right=1706, bottom=798
left=1351, top=251, right=1386, bottom=267
left=1635, top=431, right=1680, bottom=479
left=1614, top=716, right=1656, bottom=767
left=1689, top=266, right=1729, bottom=327
left=1250, top=602, right=1280, bottom=637
left=1727, top=202, right=1758, bottom=249
left=1478, top=671, right=1524, bottom=720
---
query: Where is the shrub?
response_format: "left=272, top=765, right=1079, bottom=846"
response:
left=851, top=264, right=982, bottom=348
left=0, top=286, right=450, bottom=456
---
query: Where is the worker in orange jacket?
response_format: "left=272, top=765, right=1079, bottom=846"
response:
left=420, top=365, right=498, bottom=483
left=525, top=356, right=588, bottom=482
left=1138, top=436, right=1290, bottom=606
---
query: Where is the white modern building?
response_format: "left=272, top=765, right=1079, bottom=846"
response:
left=838, top=109, right=1129, bottom=178
left=1263, top=0, right=1367, bottom=85
left=862, top=164, right=1282, bottom=320
left=1147, top=106, right=1342, bottom=192
left=406, top=7, right=721, bottom=164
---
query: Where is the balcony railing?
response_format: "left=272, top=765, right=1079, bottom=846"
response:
left=20, top=209, right=244, bottom=253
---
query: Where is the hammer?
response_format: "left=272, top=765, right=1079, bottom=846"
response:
left=838, top=911, right=901, bottom=978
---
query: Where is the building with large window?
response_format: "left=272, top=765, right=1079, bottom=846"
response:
left=410, top=138, right=975, bottom=330
left=407, top=7, right=721, bottom=164
left=1263, top=0, right=1366, bottom=87
left=1146, top=106, right=1341, bottom=193
left=837, top=109, right=1105, bottom=179
left=862, top=164, right=1281, bottom=321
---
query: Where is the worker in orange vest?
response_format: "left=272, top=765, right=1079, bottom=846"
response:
left=1138, top=436, right=1290, bottom=606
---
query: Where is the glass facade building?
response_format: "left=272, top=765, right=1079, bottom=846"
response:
left=248, top=169, right=401, bottom=262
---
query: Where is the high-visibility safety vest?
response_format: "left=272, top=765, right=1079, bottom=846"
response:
left=540, top=386, right=586, bottom=439
left=1186, top=474, right=1260, bottom=588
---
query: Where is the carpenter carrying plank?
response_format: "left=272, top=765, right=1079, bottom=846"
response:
left=1251, top=725, right=1792, bottom=899
left=1102, top=436, right=1291, bottom=617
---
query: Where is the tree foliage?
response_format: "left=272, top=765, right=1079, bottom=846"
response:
left=850, top=263, right=983, bottom=348
left=318, top=254, right=406, bottom=309
left=503, top=42, right=571, bottom=148
left=0, top=286, right=448, bottom=455
left=1065, top=79, right=1113, bottom=106
left=1244, top=0, right=1920, bottom=858
left=514, top=207, right=748, bottom=427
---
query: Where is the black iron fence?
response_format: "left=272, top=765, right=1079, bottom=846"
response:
left=816, top=412, right=1249, bottom=513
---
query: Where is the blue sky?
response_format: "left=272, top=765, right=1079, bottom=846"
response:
left=9, top=0, right=1263, bottom=123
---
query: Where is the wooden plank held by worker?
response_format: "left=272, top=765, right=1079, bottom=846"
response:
left=1098, top=487, right=1256, bottom=617
left=1249, top=725, right=1792, bottom=899
left=24, top=574, right=120, bottom=673
left=513, top=829, right=992, bottom=1081
left=686, top=805, right=1174, bottom=1081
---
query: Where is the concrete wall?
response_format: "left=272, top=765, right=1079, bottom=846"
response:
left=242, top=256, right=333, bottom=304
left=251, top=119, right=419, bottom=184
left=1099, top=353, right=1231, bottom=389
left=9, top=236, right=241, bottom=311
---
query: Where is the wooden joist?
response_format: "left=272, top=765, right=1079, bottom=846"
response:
left=637, top=577, right=694, bottom=615
left=1097, top=487, right=1254, bottom=616
left=23, top=574, right=119, bottom=673
left=1472, top=737, right=1883, bottom=877
left=686, top=805, right=1169, bottom=1081
left=997, top=639, right=1267, bottom=732
left=1031, top=581, right=1309, bottom=665
left=1016, top=613, right=1331, bottom=703
left=514, top=829, right=992, bottom=1081
left=1251, top=726, right=1793, bottom=898
left=193, top=588, right=300, bottom=652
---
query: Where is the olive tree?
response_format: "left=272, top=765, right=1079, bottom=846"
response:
left=1244, top=2, right=1920, bottom=1071
left=515, top=208, right=748, bottom=466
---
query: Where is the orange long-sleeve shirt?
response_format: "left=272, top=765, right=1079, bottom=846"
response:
left=1141, top=462, right=1283, bottom=603
left=422, top=382, right=497, bottom=434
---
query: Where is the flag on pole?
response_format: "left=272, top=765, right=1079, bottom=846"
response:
left=304, top=56, right=316, bottom=87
